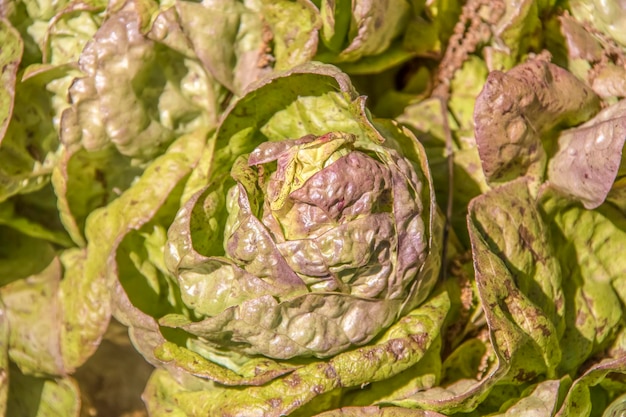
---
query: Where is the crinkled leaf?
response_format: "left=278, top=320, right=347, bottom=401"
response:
left=314, top=406, right=447, bottom=417
left=0, top=199, right=71, bottom=247
left=0, top=298, right=8, bottom=417
left=474, top=59, right=600, bottom=185
left=0, top=257, right=65, bottom=376
left=468, top=179, right=564, bottom=380
left=59, top=131, right=204, bottom=371
left=261, top=0, right=320, bottom=71
left=490, top=378, right=570, bottom=416
left=547, top=100, right=626, bottom=209
left=41, top=1, right=105, bottom=65
left=0, top=226, right=56, bottom=286
left=0, top=67, right=61, bottom=202
left=154, top=341, right=297, bottom=386
left=315, top=0, right=411, bottom=64
left=569, top=0, right=626, bottom=48
left=0, top=18, right=22, bottom=146
left=540, top=189, right=626, bottom=373
left=5, top=363, right=80, bottom=417
left=160, top=294, right=400, bottom=359
left=556, top=357, right=626, bottom=416
left=61, top=1, right=215, bottom=160
left=485, top=0, right=555, bottom=71
left=146, top=288, right=449, bottom=416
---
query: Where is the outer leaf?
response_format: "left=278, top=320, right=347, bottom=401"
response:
left=474, top=59, right=600, bottom=185
left=59, top=131, right=204, bottom=370
left=313, top=406, right=446, bottom=416
left=489, top=378, right=569, bottom=416
left=146, top=288, right=449, bottom=417
left=0, top=18, right=22, bottom=145
left=0, top=67, right=61, bottom=202
left=315, top=0, right=411, bottom=64
left=0, top=225, right=56, bottom=286
left=570, top=0, right=626, bottom=47
left=339, top=335, right=442, bottom=406
left=485, top=0, right=555, bottom=70
left=154, top=342, right=298, bottom=386
left=5, top=364, right=81, bottom=417
left=0, top=200, right=72, bottom=247
left=51, top=146, right=143, bottom=246
left=61, top=0, right=214, bottom=160
left=142, top=369, right=190, bottom=417
left=468, top=178, right=565, bottom=371
left=555, top=357, right=626, bottom=417
left=0, top=298, right=8, bottom=417
left=547, top=100, right=626, bottom=209
left=540, top=189, right=626, bottom=373
left=468, top=179, right=564, bottom=380
left=0, top=258, right=65, bottom=376
left=261, top=0, right=321, bottom=71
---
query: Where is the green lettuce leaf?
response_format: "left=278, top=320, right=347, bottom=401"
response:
left=316, top=0, right=410, bottom=64
left=161, top=63, right=441, bottom=360
left=314, top=406, right=447, bottom=416
left=59, top=1, right=214, bottom=160
left=485, top=0, right=556, bottom=71
left=489, top=378, right=570, bottom=416
left=0, top=18, right=22, bottom=146
left=569, top=0, right=626, bottom=48
left=145, top=287, right=450, bottom=416
left=540, top=188, right=626, bottom=374
left=556, top=357, right=626, bottom=416
left=0, top=298, right=7, bottom=417
left=0, top=257, right=65, bottom=376
left=5, top=363, right=81, bottom=417
left=59, top=130, right=205, bottom=372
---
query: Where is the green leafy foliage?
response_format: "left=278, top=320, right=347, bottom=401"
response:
left=1, top=0, right=626, bottom=416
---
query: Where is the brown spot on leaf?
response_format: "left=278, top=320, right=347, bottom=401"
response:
left=387, top=339, right=407, bottom=360
left=410, top=332, right=428, bottom=350
left=267, top=398, right=282, bottom=408
left=312, top=385, right=325, bottom=395
left=284, top=374, right=301, bottom=388
left=322, top=363, right=337, bottom=380
left=514, top=369, right=537, bottom=381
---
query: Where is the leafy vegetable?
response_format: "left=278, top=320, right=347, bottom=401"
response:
left=1, top=1, right=626, bottom=416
